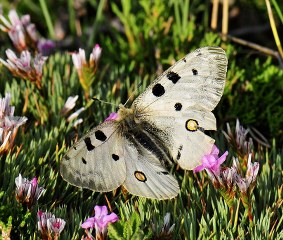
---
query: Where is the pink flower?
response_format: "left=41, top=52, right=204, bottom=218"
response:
left=0, top=9, right=38, bottom=51
left=90, top=44, right=102, bottom=64
left=60, top=95, right=84, bottom=127
left=82, top=205, right=118, bottom=239
left=152, top=212, right=175, bottom=239
left=0, top=49, right=47, bottom=88
left=60, top=95, right=79, bottom=116
left=37, top=39, right=55, bottom=56
left=67, top=107, right=85, bottom=122
left=104, top=112, right=118, bottom=121
left=37, top=210, right=66, bottom=238
left=15, top=174, right=44, bottom=209
left=222, top=119, right=260, bottom=162
left=194, top=145, right=228, bottom=175
left=0, top=93, right=27, bottom=153
left=234, top=154, right=259, bottom=193
left=47, top=218, right=66, bottom=235
left=72, top=45, right=102, bottom=91
left=37, top=210, right=53, bottom=233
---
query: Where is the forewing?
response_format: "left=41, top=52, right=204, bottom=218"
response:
left=133, top=46, right=227, bottom=114
left=60, top=121, right=126, bottom=192
left=131, top=46, right=228, bottom=170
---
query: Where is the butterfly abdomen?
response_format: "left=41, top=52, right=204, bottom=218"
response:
left=121, top=117, right=174, bottom=168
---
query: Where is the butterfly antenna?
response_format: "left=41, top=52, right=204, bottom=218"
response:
left=92, top=97, right=117, bottom=107
left=123, top=81, right=143, bottom=107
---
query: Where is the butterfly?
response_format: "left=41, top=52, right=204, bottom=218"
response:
left=60, top=46, right=228, bottom=200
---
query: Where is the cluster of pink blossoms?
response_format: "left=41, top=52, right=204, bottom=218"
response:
left=0, top=93, right=27, bottom=154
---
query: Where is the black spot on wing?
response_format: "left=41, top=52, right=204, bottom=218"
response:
left=192, top=68, right=198, bottom=75
left=152, top=83, right=165, bottom=97
left=157, top=171, right=169, bottom=175
left=84, top=137, right=95, bottom=151
left=95, top=130, right=107, bottom=141
left=195, top=49, right=202, bottom=56
left=174, top=103, right=182, bottom=111
left=167, top=71, right=181, bottom=84
left=82, top=157, right=87, bottom=164
left=182, top=58, right=187, bottom=62
left=64, top=155, right=70, bottom=160
left=112, top=154, right=119, bottom=161
left=177, top=151, right=181, bottom=160
left=177, top=145, right=183, bottom=161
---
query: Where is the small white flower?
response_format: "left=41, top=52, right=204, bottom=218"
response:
left=26, top=23, right=37, bottom=42
left=73, top=118, right=83, bottom=128
left=246, top=154, right=259, bottom=186
left=38, top=211, right=66, bottom=237
left=0, top=93, right=27, bottom=153
left=61, top=95, right=79, bottom=116
left=152, top=212, right=175, bottom=238
left=15, top=174, right=45, bottom=209
left=67, top=107, right=85, bottom=122
left=20, top=14, right=31, bottom=26
left=6, top=49, right=18, bottom=62
left=37, top=211, right=54, bottom=233
left=71, top=45, right=102, bottom=91
left=234, top=154, right=259, bottom=193
left=221, top=166, right=237, bottom=188
left=72, top=48, right=86, bottom=69
left=0, top=129, right=12, bottom=150
left=8, top=10, right=21, bottom=26
left=33, top=54, right=48, bottom=75
left=90, top=44, right=102, bottom=63
left=47, top=218, right=66, bottom=234
left=61, top=95, right=84, bottom=127
left=162, top=213, right=175, bottom=234
left=0, top=93, right=14, bottom=118
left=0, top=9, right=39, bottom=51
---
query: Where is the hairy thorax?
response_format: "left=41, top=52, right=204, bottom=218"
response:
left=116, top=104, right=139, bottom=130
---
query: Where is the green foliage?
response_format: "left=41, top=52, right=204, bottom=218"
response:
left=223, top=53, right=283, bottom=142
left=108, top=211, right=147, bottom=240
left=0, top=0, right=283, bottom=239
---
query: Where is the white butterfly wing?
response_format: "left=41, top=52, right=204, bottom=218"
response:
left=60, top=46, right=227, bottom=199
left=61, top=120, right=179, bottom=199
left=132, top=46, right=228, bottom=169
left=133, top=46, right=227, bottom=112
left=60, top=121, right=126, bottom=191
left=122, top=141, right=179, bottom=199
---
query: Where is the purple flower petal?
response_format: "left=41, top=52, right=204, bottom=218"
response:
left=96, top=212, right=119, bottom=229
left=94, top=205, right=108, bottom=219
left=83, top=205, right=119, bottom=234
left=81, top=217, right=96, bottom=229
left=103, top=213, right=119, bottom=224
left=193, top=145, right=228, bottom=176
left=31, top=177, right=38, bottom=186
left=15, top=173, right=44, bottom=208
left=218, top=151, right=229, bottom=165
left=193, top=164, right=205, bottom=173
left=104, top=112, right=118, bottom=121
left=210, top=145, right=220, bottom=155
